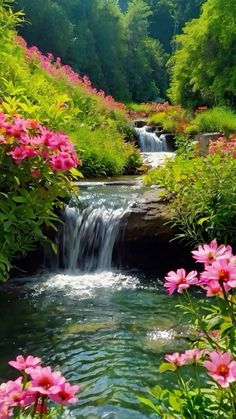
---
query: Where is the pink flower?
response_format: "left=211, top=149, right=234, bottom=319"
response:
left=28, top=366, right=65, bottom=396
left=203, top=280, right=223, bottom=297
left=9, top=355, right=41, bottom=373
left=200, top=258, right=236, bottom=288
left=49, top=152, right=77, bottom=171
left=0, top=402, right=11, bottom=419
left=9, top=146, right=25, bottom=162
left=183, top=349, right=204, bottom=364
left=165, top=352, right=187, bottom=367
left=5, top=117, right=28, bottom=138
left=9, top=145, right=36, bottom=162
left=0, top=135, right=7, bottom=144
left=164, top=269, right=198, bottom=295
left=203, top=351, right=236, bottom=388
left=31, top=168, right=41, bottom=178
left=50, top=382, right=79, bottom=405
left=192, top=240, right=232, bottom=266
left=0, top=377, right=35, bottom=408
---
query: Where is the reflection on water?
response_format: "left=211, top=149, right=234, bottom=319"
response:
left=0, top=271, right=188, bottom=418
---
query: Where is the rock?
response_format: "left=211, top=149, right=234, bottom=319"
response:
left=145, top=125, right=157, bottom=133
left=196, top=132, right=221, bottom=155
left=164, top=133, right=176, bottom=151
left=119, top=189, right=194, bottom=272
left=123, top=189, right=174, bottom=240
left=133, top=119, right=147, bottom=128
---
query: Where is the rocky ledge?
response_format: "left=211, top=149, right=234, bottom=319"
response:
left=120, top=188, right=193, bottom=272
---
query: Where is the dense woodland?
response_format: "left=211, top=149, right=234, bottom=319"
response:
left=14, top=0, right=204, bottom=102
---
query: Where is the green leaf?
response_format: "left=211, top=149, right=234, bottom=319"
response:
left=169, top=394, right=182, bottom=412
left=50, top=241, right=58, bottom=255
left=12, top=196, right=27, bottom=203
left=137, top=396, right=160, bottom=413
left=14, top=176, right=20, bottom=186
left=197, top=217, right=210, bottom=225
left=159, top=362, right=177, bottom=373
left=70, top=167, right=83, bottom=178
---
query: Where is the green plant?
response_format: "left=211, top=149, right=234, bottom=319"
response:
left=193, top=107, right=236, bottom=135
left=144, top=154, right=236, bottom=246
left=0, top=0, right=140, bottom=178
left=140, top=240, right=236, bottom=418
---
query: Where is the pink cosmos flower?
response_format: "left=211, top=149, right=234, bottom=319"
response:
left=164, top=269, right=198, bottom=295
left=200, top=258, right=236, bottom=289
left=165, top=352, right=187, bottom=367
left=50, top=382, right=79, bottom=405
left=183, top=349, right=204, bottom=364
left=0, top=377, right=35, bottom=408
left=9, top=355, right=41, bottom=373
left=203, top=351, right=236, bottom=388
left=28, top=366, right=65, bottom=396
left=192, top=239, right=232, bottom=266
left=202, top=280, right=224, bottom=297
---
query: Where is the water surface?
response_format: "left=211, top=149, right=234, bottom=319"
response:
left=0, top=270, right=187, bottom=418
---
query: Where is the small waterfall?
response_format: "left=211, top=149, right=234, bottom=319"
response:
left=60, top=185, right=136, bottom=272
left=135, top=126, right=169, bottom=152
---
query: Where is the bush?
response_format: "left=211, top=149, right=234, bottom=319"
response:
left=144, top=154, right=236, bottom=246
left=193, top=107, right=236, bottom=135
left=147, top=105, right=192, bottom=134
left=0, top=109, right=81, bottom=280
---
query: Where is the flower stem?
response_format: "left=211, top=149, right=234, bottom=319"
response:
left=220, top=282, right=236, bottom=327
left=185, top=290, right=222, bottom=349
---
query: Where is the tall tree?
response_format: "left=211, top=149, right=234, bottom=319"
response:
left=169, top=0, right=236, bottom=107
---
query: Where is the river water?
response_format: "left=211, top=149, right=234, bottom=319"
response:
left=0, top=183, right=188, bottom=418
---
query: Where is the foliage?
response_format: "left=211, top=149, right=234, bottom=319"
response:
left=0, top=0, right=140, bottom=178
left=144, top=154, right=236, bottom=246
left=140, top=240, right=236, bottom=418
left=14, top=0, right=169, bottom=102
left=148, top=104, right=191, bottom=134
left=0, top=354, right=79, bottom=417
left=192, top=107, right=236, bottom=135
left=169, top=0, right=236, bottom=108
left=0, top=109, right=81, bottom=281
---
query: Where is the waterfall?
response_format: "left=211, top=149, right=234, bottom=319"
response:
left=61, top=185, right=135, bottom=272
left=135, top=126, right=169, bottom=152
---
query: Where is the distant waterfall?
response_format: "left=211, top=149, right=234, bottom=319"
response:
left=135, top=126, right=169, bottom=152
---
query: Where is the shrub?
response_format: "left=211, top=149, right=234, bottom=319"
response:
left=144, top=154, right=236, bottom=246
left=147, top=105, right=192, bottom=134
left=0, top=109, right=81, bottom=280
left=193, top=107, right=236, bottom=135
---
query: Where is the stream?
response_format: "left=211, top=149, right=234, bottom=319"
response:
left=0, top=182, right=188, bottom=418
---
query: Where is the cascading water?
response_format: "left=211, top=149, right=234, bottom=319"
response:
left=61, top=183, right=139, bottom=272
left=135, top=125, right=169, bottom=152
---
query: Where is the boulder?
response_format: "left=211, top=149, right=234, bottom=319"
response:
left=133, top=119, right=147, bottom=128
left=119, top=189, right=194, bottom=272
left=196, top=132, right=221, bottom=155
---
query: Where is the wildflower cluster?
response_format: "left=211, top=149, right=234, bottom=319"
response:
left=141, top=240, right=236, bottom=417
left=165, top=239, right=236, bottom=298
left=0, top=110, right=79, bottom=173
left=209, top=134, right=236, bottom=158
left=16, top=37, right=124, bottom=111
left=0, top=355, right=79, bottom=418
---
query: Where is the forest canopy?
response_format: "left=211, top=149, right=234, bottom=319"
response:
left=14, top=0, right=204, bottom=102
